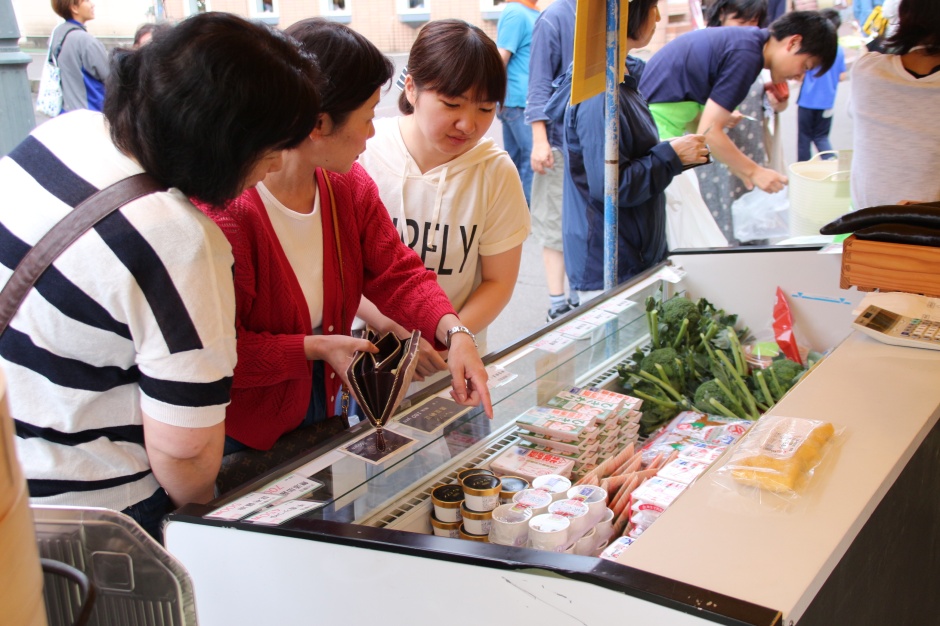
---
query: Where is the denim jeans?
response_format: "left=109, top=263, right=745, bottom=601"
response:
left=121, top=487, right=173, bottom=543
left=797, top=107, right=834, bottom=162
left=497, top=105, right=533, bottom=205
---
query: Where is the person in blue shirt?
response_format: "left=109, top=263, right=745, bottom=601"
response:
left=559, top=0, right=709, bottom=299
left=496, top=0, right=540, bottom=205
left=639, top=11, right=837, bottom=193
left=48, top=0, right=110, bottom=113
left=797, top=9, right=848, bottom=161
left=524, top=0, right=578, bottom=321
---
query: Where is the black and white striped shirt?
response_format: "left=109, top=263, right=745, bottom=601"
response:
left=0, top=111, right=236, bottom=511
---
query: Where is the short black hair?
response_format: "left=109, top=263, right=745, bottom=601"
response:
left=50, top=0, right=75, bottom=21
left=627, top=0, right=661, bottom=40
left=769, top=10, right=838, bottom=75
left=885, top=0, right=940, bottom=55
left=285, top=19, right=393, bottom=128
left=398, top=19, right=505, bottom=115
left=819, top=8, right=841, bottom=31
left=104, top=13, right=320, bottom=205
left=705, top=0, right=768, bottom=28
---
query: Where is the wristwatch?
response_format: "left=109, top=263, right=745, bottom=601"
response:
left=445, top=325, right=477, bottom=349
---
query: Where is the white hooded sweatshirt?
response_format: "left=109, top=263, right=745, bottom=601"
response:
left=359, top=117, right=531, bottom=352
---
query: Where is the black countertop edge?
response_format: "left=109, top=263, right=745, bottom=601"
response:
left=168, top=507, right=782, bottom=626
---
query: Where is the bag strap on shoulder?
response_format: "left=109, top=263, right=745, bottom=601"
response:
left=0, top=173, right=165, bottom=338
left=50, top=26, right=80, bottom=62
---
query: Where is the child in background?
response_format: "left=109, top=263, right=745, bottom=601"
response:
left=797, top=9, right=847, bottom=161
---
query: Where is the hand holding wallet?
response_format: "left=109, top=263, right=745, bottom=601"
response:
left=346, top=329, right=421, bottom=450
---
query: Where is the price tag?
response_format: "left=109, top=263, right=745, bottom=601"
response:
left=532, top=331, right=575, bottom=353
left=206, top=492, right=281, bottom=521
left=600, top=294, right=637, bottom=314
left=259, top=473, right=324, bottom=505
left=244, top=500, right=325, bottom=525
left=485, top=364, right=518, bottom=388
left=558, top=319, right=599, bottom=339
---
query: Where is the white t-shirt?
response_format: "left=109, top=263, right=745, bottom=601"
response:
left=257, top=182, right=324, bottom=330
left=0, top=111, right=236, bottom=511
left=359, top=117, right=531, bottom=353
left=850, top=53, right=940, bottom=209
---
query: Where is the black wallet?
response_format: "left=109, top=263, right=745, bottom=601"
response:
left=346, top=329, right=421, bottom=448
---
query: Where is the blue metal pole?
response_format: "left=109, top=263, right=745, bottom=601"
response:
left=603, top=0, right=620, bottom=291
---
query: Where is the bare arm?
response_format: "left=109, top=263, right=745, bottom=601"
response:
left=143, top=413, right=225, bottom=508
left=453, top=246, right=523, bottom=335
left=498, top=48, right=512, bottom=67
left=699, top=99, right=787, bottom=193
left=530, top=120, right=554, bottom=175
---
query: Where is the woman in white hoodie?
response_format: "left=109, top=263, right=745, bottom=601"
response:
left=359, top=20, right=531, bottom=382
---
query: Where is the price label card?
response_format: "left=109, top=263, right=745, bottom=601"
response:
left=485, top=364, right=518, bottom=389
left=397, top=396, right=469, bottom=434
left=579, top=308, right=619, bottom=325
left=600, top=294, right=637, bottom=314
left=259, top=473, right=324, bottom=505
left=244, top=500, right=325, bottom=526
left=657, top=265, right=686, bottom=283
left=558, top=319, right=599, bottom=339
left=206, top=492, right=281, bottom=521
left=532, top=331, right=575, bottom=353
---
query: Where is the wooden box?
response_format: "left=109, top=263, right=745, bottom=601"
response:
left=840, top=234, right=940, bottom=298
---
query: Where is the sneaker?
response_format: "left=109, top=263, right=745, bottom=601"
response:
left=567, top=297, right=580, bottom=310
left=546, top=304, right=572, bottom=322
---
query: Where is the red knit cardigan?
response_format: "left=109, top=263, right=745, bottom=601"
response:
left=197, top=165, right=456, bottom=450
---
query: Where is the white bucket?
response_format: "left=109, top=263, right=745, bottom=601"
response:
left=787, top=150, right=852, bottom=237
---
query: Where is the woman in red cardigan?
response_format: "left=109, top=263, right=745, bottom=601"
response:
left=199, top=19, right=491, bottom=452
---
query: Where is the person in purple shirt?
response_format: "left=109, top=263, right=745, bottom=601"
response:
left=639, top=11, right=836, bottom=194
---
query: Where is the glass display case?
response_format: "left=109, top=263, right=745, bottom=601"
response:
left=165, top=247, right=940, bottom=626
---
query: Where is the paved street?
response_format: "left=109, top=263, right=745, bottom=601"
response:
left=24, top=49, right=856, bottom=356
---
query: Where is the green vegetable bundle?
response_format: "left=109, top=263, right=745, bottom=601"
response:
left=618, top=292, right=808, bottom=434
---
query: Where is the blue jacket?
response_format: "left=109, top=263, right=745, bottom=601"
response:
left=561, top=58, right=681, bottom=291
left=524, top=0, right=576, bottom=149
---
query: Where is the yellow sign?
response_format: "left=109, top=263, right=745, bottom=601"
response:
left=570, top=0, right=629, bottom=105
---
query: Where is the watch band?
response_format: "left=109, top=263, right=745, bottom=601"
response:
left=445, top=325, right=477, bottom=349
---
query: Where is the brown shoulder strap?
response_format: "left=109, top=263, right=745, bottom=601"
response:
left=0, top=172, right=165, bottom=337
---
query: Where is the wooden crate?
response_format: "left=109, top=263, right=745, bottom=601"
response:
left=840, top=234, right=940, bottom=298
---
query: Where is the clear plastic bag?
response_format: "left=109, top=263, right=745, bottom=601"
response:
left=714, top=414, right=841, bottom=506
left=731, top=188, right=789, bottom=242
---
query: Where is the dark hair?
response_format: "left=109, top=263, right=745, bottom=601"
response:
left=627, top=0, right=660, bottom=39
left=51, top=0, right=74, bottom=21
left=885, top=0, right=940, bottom=55
left=705, top=0, right=768, bottom=28
left=819, top=8, right=841, bottom=31
left=769, top=10, right=838, bottom=75
left=104, top=12, right=320, bottom=205
left=132, top=22, right=171, bottom=48
left=398, top=19, right=506, bottom=115
left=284, top=18, right=393, bottom=128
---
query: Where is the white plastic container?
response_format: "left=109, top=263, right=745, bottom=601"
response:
left=787, top=150, right=852, bottom=237
left=511, top=488, right=554, bottom=516
left=574, top=527, right=597, bottom=556
left=431, top=483, right=464, bottom=523
left=566, top=484, right=608, bottom=524
left=548, top=499, right=591, bottom=540
left=459, top=502, right=493, bottom=535
left=527, top=513, right=570, bottom=552
left=531, top=474, right=572, bottom=501
left=488, top=503, right=532, bottom=547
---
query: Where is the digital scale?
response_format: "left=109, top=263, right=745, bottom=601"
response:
left=852, top=305, right=940, bottom=351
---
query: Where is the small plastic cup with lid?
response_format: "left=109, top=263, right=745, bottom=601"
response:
left=459, top=502, right=494, bottom=535
left=497, top=475, right=529, bottom=504
left=511, top=488, right=554, bottom=516
left=461, top=473, right=502, bottom=512
left=566, top=484, right=608, bottom=524
left=488, top=503, right=532, bottom=547
left=574, top=527, right=597, bottom=556
left=457, top=467, right=495, bottom=484
left=531, top=474, right=572, bottom=501
left=429, top=514, right=461, bottom=538
left=527, top=513, right=570, bottom=552
left=458, top=524, right=490, bottom=542
left=594, top=507, right=615, bottom=547
left=431, top=483, right=465, bottom=523
left=548, top=498, right=591, bottom=540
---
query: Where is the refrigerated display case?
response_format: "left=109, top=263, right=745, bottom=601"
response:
left=165, top=246, right=940, bottom=625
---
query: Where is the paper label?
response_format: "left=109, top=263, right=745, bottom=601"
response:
left=599, top=294, right=637, bottom=314
left=244, top=500, right=325, bottom=525
left=485, top=364, right=518, bottom=389
left=206, top=492, right=282, bottom=521
left=557, top=319, right=600, bottom=339
left=260, top=473, right=324, bottom=505
left=532, top=331, right=575, bottom=353
left=578, top=308, right=619, bottom=326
